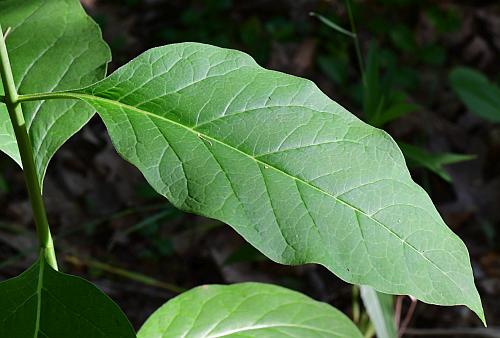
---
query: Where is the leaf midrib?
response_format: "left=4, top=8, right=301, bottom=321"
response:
left=34, top=258, right=44, bottom=338
left=204, top=322, right=349, bottom=337
left=25, top=91, right=463, bottom=296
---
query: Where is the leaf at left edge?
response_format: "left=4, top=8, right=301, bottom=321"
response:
left=0, top=0, right=111, bottom=187
left=0, top=256, right=135, bottom=338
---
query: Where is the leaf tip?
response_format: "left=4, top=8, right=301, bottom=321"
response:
left=468, top=297, right=486, bottom=327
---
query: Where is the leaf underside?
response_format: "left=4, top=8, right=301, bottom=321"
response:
left=138, top=283, right=363, bottom=338
left=62, top=43, right=483, bottom=322
left=0, top=257, right=135, bottom=338
left=0, top=0, right=111, bottom=186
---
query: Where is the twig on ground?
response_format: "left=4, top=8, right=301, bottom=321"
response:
left=404, top=327, right=500, bottom=337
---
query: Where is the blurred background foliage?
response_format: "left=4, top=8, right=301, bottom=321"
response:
left=1, top=0, right=499, bottom=336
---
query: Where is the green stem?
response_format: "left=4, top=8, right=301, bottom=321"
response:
left=363, top=323, right=375, bottom=338
left=65, top=255, right=185, bottom=294
left=0, top=25, right=58, bottom=270
left=346, top=0, right=365, bottom=85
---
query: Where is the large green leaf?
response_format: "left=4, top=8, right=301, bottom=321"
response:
left=0, top=0, right=111, bottom=185
left=0, top=255, right=135, bottom=337
left=52, top=43, right=482, bottom=321
left=449, top=67, right=500, bottom=123
left=360, top=286, right=397, bottom=338
left=138, top=283, right=363, bottom=338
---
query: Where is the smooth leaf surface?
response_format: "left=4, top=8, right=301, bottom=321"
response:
left=360, top=286, right=397, bottom=338
left=0, top=256, right=135, bottom=337
left=59, top=43, right=482, bottom=321
left=449, top=67, right=500, bottom=123
left=138, top=283, right=363, bottom=338
left=0, top=0, right=111, bottom=185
